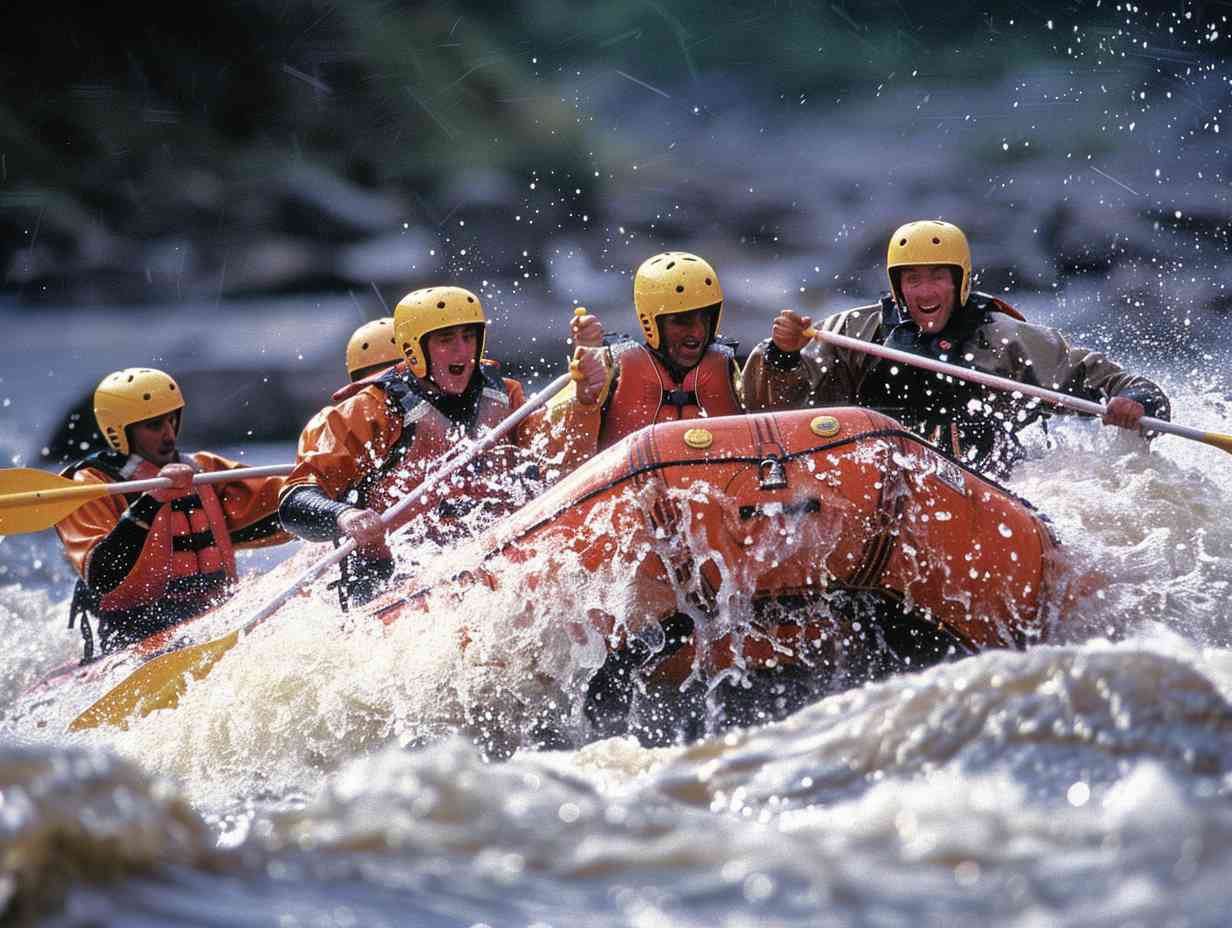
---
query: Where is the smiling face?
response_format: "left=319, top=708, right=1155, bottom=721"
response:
left=424, top=324, right=480, bottom=395
left=659, top=308, right=712, bottom=370
left=898, top=265, right=959, bottom=333
left=129, top=411, right=180, bottom=466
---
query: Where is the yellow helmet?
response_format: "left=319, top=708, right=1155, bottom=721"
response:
left=886, top=220, right=972, bottom=306
left=345, top=317, right=400, bottom=381
left=633, top=252, right=724, bottom=350
left=93, top=368, right=185, bottom=456
left=394, top=286, right=487, bottom=379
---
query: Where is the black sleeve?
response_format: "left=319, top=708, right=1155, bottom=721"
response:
left=229, top=512, right=287, bottom=546
left=764, top=341, right=802, bottom=371
left=279, top=484, right=354, bottom=542
left=599, top=363, right=621, bottom=419
left=1118, top=383, right=1171, bottom=422
left=85, top=494, right=163, bottom=593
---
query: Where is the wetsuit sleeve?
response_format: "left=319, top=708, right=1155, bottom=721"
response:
left=192, top=451, right=294, bottom=549
left=53, top=467, right=165, bottom=593
left=278, top=484, right=355, bottom=542
left=279, top=388, right=401, bottom=505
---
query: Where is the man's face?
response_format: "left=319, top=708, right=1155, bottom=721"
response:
left=898, top=265, right=958, bottom=333
left=130, top=411, right=180, bottom=466
left=660, top=309, right=711, bottom=370
left=425, top=324, right=480, bottom=395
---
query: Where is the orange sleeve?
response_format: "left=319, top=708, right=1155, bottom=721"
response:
left=191, top=452, right=295, bottom=549
left=280, top=387, right=401, bottom=504
left=502, top=377, right=537, bottom=448
left=54, top=467, right=127, bottom=580
left=518, top=380, right=602, bottom=478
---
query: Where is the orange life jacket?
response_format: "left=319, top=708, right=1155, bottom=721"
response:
left=355, top=365, right=533, bottom=540
left=62, top=450, right=238, bottom=659
left=81, top=453, right=237, bottom=615
left=598, top=343, right=742, bottom=450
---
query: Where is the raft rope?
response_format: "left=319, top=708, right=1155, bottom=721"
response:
left=372, top=426, right=1045, bottom=619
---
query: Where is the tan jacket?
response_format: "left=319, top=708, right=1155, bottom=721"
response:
left=741, top=295, right=1169, bottom=470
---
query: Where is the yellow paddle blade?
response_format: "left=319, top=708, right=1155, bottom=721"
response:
left=1204, top=430, right=1232, bottom=455
left=0, top=465, right=114, bottom=532
left=68, top=629, right=240, bottom=732
left=0, top=468, right=111, bottom=535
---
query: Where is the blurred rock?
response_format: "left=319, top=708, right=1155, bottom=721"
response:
left=278, top=162, right=405, bottom=236
left=334, top=229, right=443, bottom=287
left=222, top=239, right=328, bottom=295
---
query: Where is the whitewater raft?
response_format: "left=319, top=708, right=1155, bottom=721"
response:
left=29, top=407, right=1064, bottom=730
left=364, top=406, right=1060, bottom=688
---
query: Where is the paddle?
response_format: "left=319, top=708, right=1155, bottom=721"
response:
left=68, top=366, right=577, bottom=732
left=0, top=464, right=294, bottom=535
left=803, top=326, right=1232, bottom=454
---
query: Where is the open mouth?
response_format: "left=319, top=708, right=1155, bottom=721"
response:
left=448, top=363, right=468, bottom=376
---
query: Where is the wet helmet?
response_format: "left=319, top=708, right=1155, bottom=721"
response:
left=345, top=317, right=400, bottom=381
left=886, top=220, right=972, bottom=307
left=633, top=252, right=724, bottom=350
left=94, top=368, right=184, bottom=456
left=394, top=286, right=487, bottom=379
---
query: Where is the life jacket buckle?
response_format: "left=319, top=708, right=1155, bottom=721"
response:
left=758, top=457, right=788, bottom=490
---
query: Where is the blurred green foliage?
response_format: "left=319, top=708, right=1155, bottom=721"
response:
left=0, top=0, right=1100, bottom=297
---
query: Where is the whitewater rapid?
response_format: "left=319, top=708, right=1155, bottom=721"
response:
left=1, top=366, right=1230, bottom=925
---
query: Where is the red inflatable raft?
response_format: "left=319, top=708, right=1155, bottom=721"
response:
left=363, top=406, right=1061, bottom=692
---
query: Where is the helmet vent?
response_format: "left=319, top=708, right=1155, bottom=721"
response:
left=898, top=238, right=908, bottom=246
left=127, top=375, right=135, bottom=382
left=666, top=261, right=676, bottom=269
left=932, top=237, right=941, bottom=244
left=169, top=384, right=176, bottom=391
left=361, top=342, right=370, bottom=350
left=675, top=285, right=684, bottom=293
left=705, top=277, right=712, bottom=285
left=142, top=393, right=151, bottom=400
left=467, top=296, right=475, bottom=303
left=437, top=301, right=446, bottom=309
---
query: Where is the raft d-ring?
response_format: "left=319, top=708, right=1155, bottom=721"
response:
left=758, top=457, right=788, bottom=490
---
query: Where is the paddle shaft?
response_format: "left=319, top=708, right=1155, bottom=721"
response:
left=238, top=369, right=575, bottom=631
left=0, top=464, right=294, bottom=510
left=808, top=327, right=1207, bottom=444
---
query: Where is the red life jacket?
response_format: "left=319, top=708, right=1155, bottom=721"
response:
left=598, top=343, right=743, bottom=450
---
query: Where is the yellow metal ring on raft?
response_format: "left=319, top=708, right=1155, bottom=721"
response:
left=810, top=415, right=841, bottom=438
left=683, top=428, right=714, bottom=449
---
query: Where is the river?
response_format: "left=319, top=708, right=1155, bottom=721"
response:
left=1, top=283, right=1230, bottom=926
